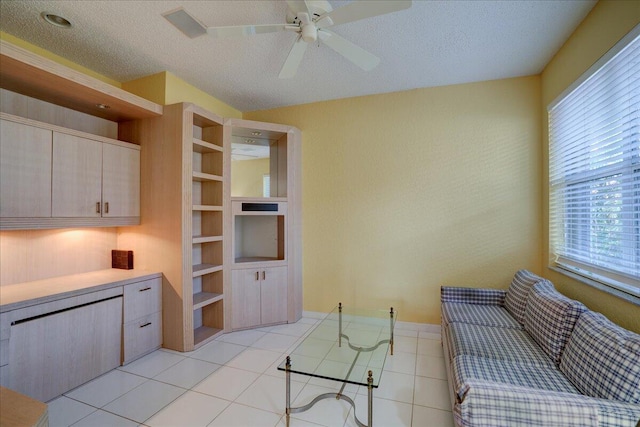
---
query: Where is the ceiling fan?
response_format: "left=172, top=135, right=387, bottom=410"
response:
left=163, top=0, right=412, bottom=78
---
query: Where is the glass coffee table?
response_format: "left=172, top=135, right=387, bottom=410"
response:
left=278, top=303, right=396, bottom=427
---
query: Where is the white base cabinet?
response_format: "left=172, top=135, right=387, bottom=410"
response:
left=7, top=297, right=122, bottom=402
left=122, top=277, right=162, bottom=364
left=231, top=266, right=287, bottom=329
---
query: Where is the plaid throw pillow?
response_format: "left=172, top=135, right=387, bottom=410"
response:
left=559, top=311, right=640, bottom=404
left=523, top=281, right=586, bottom=365
left=504, top=270, right=545, bottom=324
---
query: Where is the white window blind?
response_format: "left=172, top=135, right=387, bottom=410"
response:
left=548, top=25, right=640, bottom=299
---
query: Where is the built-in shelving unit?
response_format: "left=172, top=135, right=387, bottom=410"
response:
left=225, top=118, right=302, bottom=331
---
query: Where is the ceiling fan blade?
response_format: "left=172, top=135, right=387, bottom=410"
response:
left=316, top=0, right=412, bottom=28
left=319, top=29, right=380, bottom=71
left=286, top=0, right=310, bottom=15
left=279, top=36, right=308, bottom=79
left=163, top=8, right=207, bottom=38
left=207, top=24, right=289, bottom=38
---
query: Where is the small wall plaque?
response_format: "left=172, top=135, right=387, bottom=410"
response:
left=112, top=250, right=134, bottom=270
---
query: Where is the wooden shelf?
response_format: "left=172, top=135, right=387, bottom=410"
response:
left=192, top=172, right=223, bottom=182
left=193, top=325, right=223, bottom=348
left=0, top=40, right=162, bottom=122
left=192, top=235, right=223, bottom=244
left=193, top=138, right=223, bottom=154
left=192, top=263, right=223, bottom=277
left=193, top=205, right=223, bottom=212
left=193, top=292, right=223, bottom=310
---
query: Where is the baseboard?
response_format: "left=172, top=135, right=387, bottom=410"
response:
left=302, top=310, right=440, bottom=334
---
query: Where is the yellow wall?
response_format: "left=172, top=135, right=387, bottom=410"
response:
left=541, top=0, right=640, bottom=332
left=245, top=76, right=543, bottom=323
left=123, top=71, right=241, bottom=118
left=231, top=158, right=270, bottom=197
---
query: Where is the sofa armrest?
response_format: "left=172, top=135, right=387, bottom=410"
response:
left=441, top=286, right=506, bottom=305
left=455, top=381, right=599, bottom=427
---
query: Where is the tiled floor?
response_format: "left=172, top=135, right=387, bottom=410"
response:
left=48, top=317, right=454, bottom=427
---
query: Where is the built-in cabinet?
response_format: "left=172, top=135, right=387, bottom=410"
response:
left=231, top=266, right=288, bottom=329
left=225, top=119, right=302, bottom=331
left=0, top=271, right=162, bottom=402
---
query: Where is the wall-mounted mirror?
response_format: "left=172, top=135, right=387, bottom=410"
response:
left=231, top=127, right=287, bottom=198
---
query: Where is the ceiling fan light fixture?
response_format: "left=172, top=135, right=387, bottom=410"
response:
left=41, top=12, right=72, bottom=28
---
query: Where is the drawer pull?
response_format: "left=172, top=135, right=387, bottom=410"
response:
left=138, top=287, right=152, bottom=292
left=139, top=322, right=152, bottom=328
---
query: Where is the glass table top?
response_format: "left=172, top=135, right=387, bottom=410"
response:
left=277, top=304, right=397, bottom=388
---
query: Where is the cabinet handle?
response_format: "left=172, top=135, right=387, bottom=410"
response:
left=138, top=287, right=151, bottom=292
left=139, top=322, right=152, bottom=328
left=255, top=271, right=259, bottom=281
left=96, top=202, right=101, bottom=213
left=262, top=271, right=266, bottom=280
left=105, top=202, right=109, bottom=214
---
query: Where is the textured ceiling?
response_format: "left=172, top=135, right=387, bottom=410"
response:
left=0, top=0, right=596, bottom=112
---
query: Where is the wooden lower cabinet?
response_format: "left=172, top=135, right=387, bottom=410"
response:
left=231, top=266, right=287, bottom=329
left=7, top=297, right=122, bottom=402
left=122, top=277, right=162, bottom=364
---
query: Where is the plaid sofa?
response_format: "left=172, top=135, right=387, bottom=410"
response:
left=440, top=270, right=640, bottom=427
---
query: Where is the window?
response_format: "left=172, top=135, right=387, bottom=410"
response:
left=548, top=25, right=640, bottom=300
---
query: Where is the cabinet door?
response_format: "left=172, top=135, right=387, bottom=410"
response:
left=260, top=266, right=288, bottom=325
left=231, top=269, right=261, bottom=329
left=52, top=132, right=102, bottom=217
left=7, top=297, right=122, bottom=402
left=0, top=120, right=52, bottom=217
left=102, top=143, right=140, bottom=217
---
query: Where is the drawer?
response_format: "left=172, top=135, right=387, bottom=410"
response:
left=123, top=311, right=162, bottom=364
left=123, top=277, right=161, bottom=322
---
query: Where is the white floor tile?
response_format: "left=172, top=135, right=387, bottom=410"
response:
left=413, top=376, right=451, bottom=411
left=208, top=402, right=281, bottom=427
left=236, top=374, right=304, bottom=414
left=394, top=329, right=419, bottom=338
left=65, top=370, right=147, bottom=408
left=297, top=317, right=320, bottom=325
left=268, top=322, right=315, bottom=337
left=118, top=351, right=185, bottom=378
left=290, top=384, right=353, bottom=427
left=276, top=416, right=325, bottom=426
left=252, top=332, right=300, bottom=353
left=412, top=405, right=455, bottom=427
left=346, top=395, right=413, bottom=427
left=264, top=353, right=321, bottom=384
left=226, top=348, right=283, bottom=374
left=419, top=331, right=442, bottom=340
left=190, top=341, right=246, bottom=365
left=193, top=366, right=259, bottom=401
left=102, top=380, right=185, bottom=423
left=153, top=358, right=221, bottom=389
left=289, top=337, right=334, bottom=359
left=144, top=391, right=229, bottom=427
left=416, top=354, right=447, bottom=380
left=357, top=370, right=415, bottom=404
left=383, top=351, right=417, bottom=376
left=393, top=336, right=418, bottom=354
left=216, top=329, right=266, bottom=346
left=71, top=410, right=139, bottom=427
left=47, top=396, right=96, bottom=427
left=417, top=338, right=444, bottom=358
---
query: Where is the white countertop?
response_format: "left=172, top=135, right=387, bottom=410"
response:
left=0, top=269, right=161, bottom=313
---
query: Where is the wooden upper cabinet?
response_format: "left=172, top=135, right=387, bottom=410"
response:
left=52, top=132, right=102, bottom=217
left=102, top=143, right=140, bottom=217
left=0, top=119, right=52, bottom=218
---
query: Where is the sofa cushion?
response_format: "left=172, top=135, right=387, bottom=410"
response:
left=452, top=355, right=580, bottom=402
left=441, top=302, right=523, bottom=329
left=445, top=323, right=554, bottom=367
left=441, top=286, right=506, bottom=305
left=503, top=270, right=545, bottom=324
left=523, top=281, right=586, bottom=365
left=559, top=311, right=640, bottom=404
